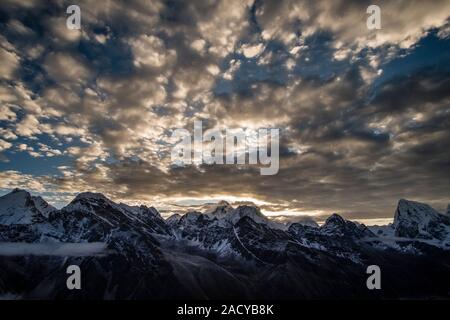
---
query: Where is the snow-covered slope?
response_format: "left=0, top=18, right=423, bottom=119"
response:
left=213, top=203, right=286, bottom=229
left=368, top=224, right=395, bottom=237
left=62, top=192, right=172, bottom=236
left=393, top=199, right=450, bottom=242
left=0, top=189, right=56, bottom=225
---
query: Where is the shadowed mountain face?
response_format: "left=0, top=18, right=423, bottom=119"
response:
left=0, top=189, right=449, bottom=300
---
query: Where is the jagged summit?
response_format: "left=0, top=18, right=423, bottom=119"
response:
left=62, top=191, right=119, bottom=215
left=227, top=205, right=268, bottom=225
left=324, top=213, right=346, bottom=226
left=1, top=188, right=449, bottom=245
left=204, top=200, right=234, bottom=218
left=0, top=188, right=56, bottom=224
left=395, top=199, right=442, bottom=224
left=201, top=202, right=279, bottom=227
left=166, top=213, right=182, bottom=226
left=393, top=198, right=450, bottom=240
left=321, top=213, right=374, bottom=238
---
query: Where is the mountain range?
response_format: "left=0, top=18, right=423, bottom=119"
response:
left=0, top=188, right=449, bottom=299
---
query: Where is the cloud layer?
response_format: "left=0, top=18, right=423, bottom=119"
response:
left=0, top=0, right=449, bottom=221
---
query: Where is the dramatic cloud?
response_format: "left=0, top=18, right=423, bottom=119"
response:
left=0, top=0, right=449, bottom=223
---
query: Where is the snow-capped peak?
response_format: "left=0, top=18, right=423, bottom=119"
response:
left=204, top=200, right=234, bottom=219
left=64, top=192, right=117, bottom=212
left=320, top=213, right=374, bottom=238
left=180, top=211, right=206, bottom=223
left=324, top=213, right=346, bottom=226
left=320, top=213, right=346, bottom=235
left=166, top=213, right=182, bottom=226
left=393, top=199, right=450, bottom=240
left=394, top=199, right=441, bottom=228
left=0, top=189, right=56, bottom=224
left=226, top=205, right=267, bottom=225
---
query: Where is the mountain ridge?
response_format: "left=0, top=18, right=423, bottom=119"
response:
left=0, top=189, right=449, bottom=299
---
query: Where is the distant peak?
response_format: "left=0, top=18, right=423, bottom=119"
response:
left=0, top=188, right=31, bottom=202
left=167, top=213, right=181, bottom=219
left=233, top=205, right=265, bottom=219
left=73, top=192, right=109, bottom=202
left=324, top=213, right=346, bottom=225
left=204, top=201, right=234, bottom=217
left=321, top=213, right=374, bottom=238
left=0, top=188, right=55, bottom=223
left=393, top=198, right=449, bottom=239
left=395, top=198, right=439, bottom=218
left=236, top=204, right=260, bottom=211
left=398, top=198, right=417, bottom=206
left=10, top=188, right=30, bottom=196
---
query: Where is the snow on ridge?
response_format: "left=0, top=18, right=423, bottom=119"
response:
left=0, top=189, right=56, bottom=224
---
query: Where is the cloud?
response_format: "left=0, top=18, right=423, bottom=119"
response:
left=0, top=171, right=50, bottom=192
left=0, top=242, right=107, bottom=256
left=255, top=0, right=450, bottom=51
left=46, top=17, right=82, bottom=43
left=0, top=0, right=449, bottom=219
left=0, top=128, right=17, bottom=140
left=0, top=47, right=19, bottom=80
left=44, top=52, right=90, bottom=84
left=240, top=43, right=265, bottom=58
left=0, top=139, right=12, bottom=152
left=129, top=35, right=176, bottom=68
left=0, top=105, right=17, bottom=122
left=15, top=114, right=41, bottom=137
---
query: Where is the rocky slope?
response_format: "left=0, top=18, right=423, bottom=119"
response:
left=393, top=199, right=450, bottom=243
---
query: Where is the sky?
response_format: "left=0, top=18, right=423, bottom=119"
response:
left=0, top=0, right=449, bottom=224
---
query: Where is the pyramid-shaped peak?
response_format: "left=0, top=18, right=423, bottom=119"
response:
left=0, top=188, right=54, bottom=224
left=204, top=201, right=234, bottom=217
left=324, top=213, right=346, bottom=226
left=0, top=188, right=33, bottom=205
left=11, top=188, right=30, bottom=194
